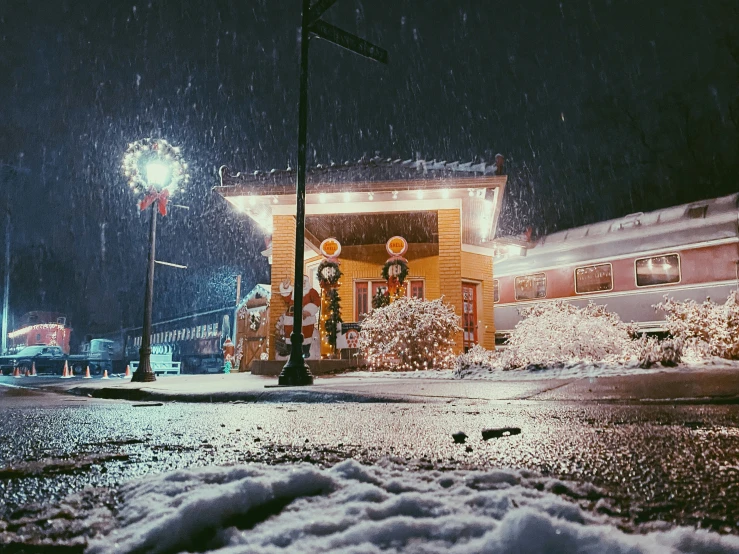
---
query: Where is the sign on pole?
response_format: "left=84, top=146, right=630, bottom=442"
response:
left=310, top=20, right=388, bottom=64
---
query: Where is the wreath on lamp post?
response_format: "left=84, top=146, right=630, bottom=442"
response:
left=317, top=260, right=342, bottom=288
left=317, top=259, right=342, bottom=353
left=382, top=258, right=409, bottom=295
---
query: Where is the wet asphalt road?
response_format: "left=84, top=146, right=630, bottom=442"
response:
left=0, top=383, right=737, bottom=536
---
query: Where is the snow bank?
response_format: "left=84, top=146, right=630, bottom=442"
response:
left=87, top=460, right=739, bottom=554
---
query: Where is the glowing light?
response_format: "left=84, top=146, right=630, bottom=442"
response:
left=392, top=191, right=399, bottom=200
left=146, top=161, right=170, bottom=187
left=368, top=192, right=374, bottom=200
left=319, top=193, right=327, bottom=204
left=272, top=196, right=279, bottom=204
left=441, top=188, right=450, bottom=199
left=122, top=138, right=187, bottom=197
left=343, top=192, right=351, bottom=203
left=416, top=190, right=424, bottom=199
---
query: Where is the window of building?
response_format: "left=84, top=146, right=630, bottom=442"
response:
left=635, top=254, right=681, bottom=287
left=372, top=281, right=388, bottom=298
left=409, top=280, right=424, bottom=299
left=493, top=280, right=499, bottom=303
left=36, top=333, right=41, bottom=342
left=575, top=263, right=613, bottom=294
left=355, top=282, right=369, bottom=321
left=514, top=273, right=547, bottom=301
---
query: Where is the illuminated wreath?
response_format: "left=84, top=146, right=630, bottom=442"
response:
left=317, top=260, right=342, bottom=288
left=381, top=259, right=409, bottom=285
left=122, top=138, right=189, bottom=196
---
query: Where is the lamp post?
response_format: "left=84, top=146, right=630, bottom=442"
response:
left=277, top=0, right=387, bottom=386
left=122, top=139, right=188, bottom=383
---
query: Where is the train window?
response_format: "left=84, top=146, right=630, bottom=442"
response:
left=575, top=263, right=613, bottom=294
left=635, top=254, right=681, bottom=287
left=686, top=205, right=707, bottom=219
left=493, top=279, right=499, bottom=303
left=514, top=273, right=547, bottom=301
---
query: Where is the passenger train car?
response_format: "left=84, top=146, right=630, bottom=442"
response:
left=121, top=306, right=235, bottom=374
left=493, top=193, right=739, bottom=341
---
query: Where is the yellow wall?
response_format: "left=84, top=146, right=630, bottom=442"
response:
left=269, top=215, right=296, bottom=360
left=336, top=244, right=440, bottom=322
left=268, top=209, right=496, bottom=360
left=438, top=209, right=464, bottom=353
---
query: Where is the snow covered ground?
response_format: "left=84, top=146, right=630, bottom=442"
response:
left=343, top=357, right=739, bottom=382
left=88, top=459, right=739, bottom=554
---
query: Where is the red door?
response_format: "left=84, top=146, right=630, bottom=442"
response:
left=462, top=284, right=478, bottom=351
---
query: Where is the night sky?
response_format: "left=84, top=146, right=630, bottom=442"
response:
left=1, top=1, right=737, bottom=340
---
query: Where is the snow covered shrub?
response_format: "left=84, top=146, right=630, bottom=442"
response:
left=358, top=296, right=461, bottom=371
left=634, top=335, right=683, bottom=368
left=656, top=291, right=739, bottom=359
left=454, top=344, right=503, bottom=377
left=503, top=300, right=637, bottom=369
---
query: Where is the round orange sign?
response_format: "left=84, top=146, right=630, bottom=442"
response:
left=386, top=236, right=408, bottom=256
left=320, top=238, right=342, bottom=258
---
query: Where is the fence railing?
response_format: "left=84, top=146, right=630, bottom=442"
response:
left=130, top=360, right=181, bottom=376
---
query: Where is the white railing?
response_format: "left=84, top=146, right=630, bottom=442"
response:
left=130, top=360, right=181, bottom=376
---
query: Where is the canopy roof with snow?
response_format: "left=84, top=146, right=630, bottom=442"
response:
left=214, top=155, right=507, bottom=256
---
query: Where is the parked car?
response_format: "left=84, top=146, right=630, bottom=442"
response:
left=0, top=345, right=67, bottom=375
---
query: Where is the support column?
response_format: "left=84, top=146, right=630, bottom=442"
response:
left=481, top=256, right=495, bottom=350
left=269, top=215, right=296, bottom=360
left=438, top=209, right=464, bottom=354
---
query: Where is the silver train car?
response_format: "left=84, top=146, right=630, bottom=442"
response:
left=493, top=193, right=739, bottom=340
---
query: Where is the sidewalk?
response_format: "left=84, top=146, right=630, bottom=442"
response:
left=1, top=367, right=738, bottom=404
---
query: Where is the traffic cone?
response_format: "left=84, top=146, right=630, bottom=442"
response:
left=61, top=361, right=71, bottom=378
left=124, top=364, right=132, bottom=378
left=83, top=366, right=92, bottom=379
left=13, top=366, right=21, bottom=378
left=30, top=362, right=38, bottom=377
left=101, top=369, right=110, bottom=379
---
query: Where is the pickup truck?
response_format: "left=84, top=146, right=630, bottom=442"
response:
left=0, top=345, right=67, bottom=375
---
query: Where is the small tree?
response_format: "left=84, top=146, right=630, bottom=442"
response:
left=358, top=296, right=461, bottom=371
left=656, top=291, right=739, bottom=359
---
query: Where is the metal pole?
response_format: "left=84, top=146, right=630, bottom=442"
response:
left=1, top=206, right=9, bottom=355
left=133, top=201, right=158, bottom=382
left=278, top=0, right=314, bottom=386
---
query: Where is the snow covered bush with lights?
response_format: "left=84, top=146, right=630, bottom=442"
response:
left=502, top=300, right=638, bottom=369
left=656, top=291, right=739, bottom=359
left=454, top=344, right=504, bottom=375
left=453, top=300, right=688, bottom=376
left=358, top=296, right=461, bottom=371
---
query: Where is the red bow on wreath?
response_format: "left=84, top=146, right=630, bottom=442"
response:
left=139, top=188, right=170, bottom=216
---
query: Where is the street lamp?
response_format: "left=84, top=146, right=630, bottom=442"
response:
left=122, top=138, right=188, bottom=382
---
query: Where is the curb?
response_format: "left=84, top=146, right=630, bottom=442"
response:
left=67, top=386, right=418, bottom=404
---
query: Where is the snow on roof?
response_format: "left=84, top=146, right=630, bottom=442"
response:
left=236, top=283, right=271, bottom=312
left=495, top=193, right=739, bottom=274
left=219, top=154, right=505, bottom=188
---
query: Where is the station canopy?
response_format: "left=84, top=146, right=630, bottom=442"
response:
left=214, top=156, right=507, bottom=256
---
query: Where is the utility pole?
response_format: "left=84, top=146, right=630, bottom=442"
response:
left=1, top=204, right=9, bottom=355
left=277, top=0, right=387, bottom=386
left=1, top=162, right=28, bottom=355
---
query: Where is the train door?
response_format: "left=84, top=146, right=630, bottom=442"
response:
left=462, top=283, right=478, bottom=351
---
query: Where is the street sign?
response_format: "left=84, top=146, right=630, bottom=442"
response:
left=310, top=20, right=388, bottom=64
left=307, top=0, right=338, bottom=25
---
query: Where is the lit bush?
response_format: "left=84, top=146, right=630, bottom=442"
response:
left=358, top=296, right=461, bottom=371
left=656, top=291, right=739, bottom=359
left=503, top=300, right=637, bottom=369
